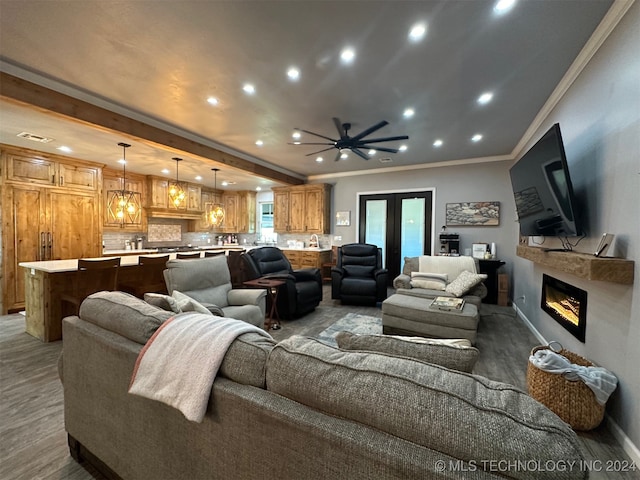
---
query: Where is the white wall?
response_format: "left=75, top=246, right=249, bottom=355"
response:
left=512, top=1, right=640, bottom=453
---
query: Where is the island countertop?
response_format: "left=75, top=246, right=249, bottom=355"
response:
left=19, top=247, right=247, bottom=273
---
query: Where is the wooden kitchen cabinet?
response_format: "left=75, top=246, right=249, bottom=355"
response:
left=5, top=150, right=100, bottom=191
left=187, top=184, right=201, bottom=212
left=218, top=191, right=256, bottom=233
left=103, top=167, right=146, bottom=231
left=273, top=184, right=331, bottom=234
left=1, top=146, right=102, bottom=313
left=147, top=176, right=170, bottom=209
left=283, top=249, right=331, bottom=270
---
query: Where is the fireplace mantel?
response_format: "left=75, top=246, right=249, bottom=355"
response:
left=516, top=246, right=634, bottom=285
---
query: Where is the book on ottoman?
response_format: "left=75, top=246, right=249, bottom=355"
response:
left=431, top=297, right=465, bottom=311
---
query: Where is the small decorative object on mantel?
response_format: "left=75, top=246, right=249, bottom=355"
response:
left=446, top=201, right=500, bottom=226
left=472, top=243, right=488, bottom=259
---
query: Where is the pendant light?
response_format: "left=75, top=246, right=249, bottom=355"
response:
left=168, top=157, right=187, bottom=209
left=106, top=142, right=141, bottom=226
left=207, top=168, right=225, bottom=228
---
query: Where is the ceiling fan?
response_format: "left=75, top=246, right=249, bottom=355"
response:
left=289, top=117, right=409, bottom=162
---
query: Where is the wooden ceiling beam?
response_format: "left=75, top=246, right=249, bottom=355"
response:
left=0, top=72, right=303, bottom=186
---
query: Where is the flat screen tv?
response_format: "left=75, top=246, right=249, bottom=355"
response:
left=509, top=123, right=583, bottom=238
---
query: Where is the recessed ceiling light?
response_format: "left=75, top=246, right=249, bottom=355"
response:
left=292, top=132, right=301, bottom=139
left=494, top=0, right=516, bottom=14
left=408, top=23, right=427, bottom=42
left=221, top=181, right=229, bottom=186
left=293, top=141, right=301, bottom=145
left=472, top=134, right=483, bottom=142
left=255, top=140, right=264, bottom=146
left=243, top=83, right=255, bottom=95
left=433, top=139, right=443, bottom=147
left=340, top=152, right=349, bottom=159
left=399, top=145, right=408, bottom=152
left=161, top=168, right=170, bottom=174
left=315, top=156, right=324, bottom=163
left=207, top=96, right=219, bottom=106
left=195, top=175, right=202, bottom=181
left=368, top=149, right=376, bottom=155
left=287, top=67, right=300, bottom=81
left=403, top=108, right=415, bottom=118
left=57, top=146, right=72, bottom=153
left=340, top=47, right=355, bottom=64
left=118, top=159, right=126, bottom=165
left=478, top=92, right=493, bottom=104
left=256, top=186, right=262, bottom=191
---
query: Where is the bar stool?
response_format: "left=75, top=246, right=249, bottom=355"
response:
left=60, top=257, right=121, bottom=316
left=119, top=255, right=169, bottom=298
left=176, top=252, right=201, bottom=259
left=204, top=251, right=225, bottom=257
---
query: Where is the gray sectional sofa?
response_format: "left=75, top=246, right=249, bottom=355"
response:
left=60, top=291, right=587, bottom=480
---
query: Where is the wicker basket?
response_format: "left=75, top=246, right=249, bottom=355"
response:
left=527, top=345, right=605, bottom=431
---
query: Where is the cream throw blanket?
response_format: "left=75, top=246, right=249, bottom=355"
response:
left=129, top=312, right=271, bottom=422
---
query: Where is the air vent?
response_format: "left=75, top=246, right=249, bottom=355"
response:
left=379, top=157, right=393, bottom=163
left=17, top=132, right=54, bottom=143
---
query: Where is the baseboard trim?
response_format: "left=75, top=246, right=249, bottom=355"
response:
left=512, top=304, right=640, bottom=465
left=604, top=415, right=640, bottom=466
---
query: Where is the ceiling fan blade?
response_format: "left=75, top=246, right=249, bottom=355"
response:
left=294, top=128, right=337, bottom=142
left=351, top=120, right=389, bottom=141
left=332, top=117, right=347, bottom=138
left=305, top=147, right=336, bottom=156
left=355, top=135, right=409, bottom=144
left=359, top=145, right=400, bottom=154
left=334, top=150, right=342, bottom=162
left=351, top=148, right=370, bottom=160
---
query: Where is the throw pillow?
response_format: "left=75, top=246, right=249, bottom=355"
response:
left=335, top=331, right=479, bottom=373
left=144, top=293, right=180, bottom=312
left=445, top=270, right=487, bottom=297
left=171, top=290, right=214, bottom=316
left=410, top=272, right=447, bottom=290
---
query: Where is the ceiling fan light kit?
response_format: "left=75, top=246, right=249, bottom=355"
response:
left=106, top=142, right=142, bottom=226
left=289, top=117, right=409, bottom=162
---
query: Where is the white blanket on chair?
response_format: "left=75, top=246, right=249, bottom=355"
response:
left=129, top=312, right=271, bottom=422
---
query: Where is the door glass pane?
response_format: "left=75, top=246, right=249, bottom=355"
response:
left=401, top=198, right=425, bottom=259
left=365, top=200, right=387, bottom=264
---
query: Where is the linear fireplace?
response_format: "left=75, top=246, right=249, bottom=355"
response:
left=541, top=274, right=587, bottom=342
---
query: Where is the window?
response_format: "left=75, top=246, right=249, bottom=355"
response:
left=258, top=201, right=276, bottom=243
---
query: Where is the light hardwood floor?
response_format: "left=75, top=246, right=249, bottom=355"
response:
left=1, top=287, right=638, bottom=480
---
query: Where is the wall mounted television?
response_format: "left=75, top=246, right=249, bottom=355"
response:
left=509, top=123, right=583, bottom=238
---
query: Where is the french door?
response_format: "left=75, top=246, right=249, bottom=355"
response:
left=358, top=191, right=433, bottom=281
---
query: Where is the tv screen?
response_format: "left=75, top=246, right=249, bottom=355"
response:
left=509, top=123, right=582, bottom=237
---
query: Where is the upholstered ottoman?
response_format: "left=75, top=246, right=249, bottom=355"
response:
left=381, top=293, right=479, bottom=344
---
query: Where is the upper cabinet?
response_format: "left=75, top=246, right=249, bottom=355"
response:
left=273, top=183, right=331, bottom=234
left=219, top=190, right=256, bottom=233
left=4, top=150, right=100, bottom=191
left=146, top=175, right=203, bottom=219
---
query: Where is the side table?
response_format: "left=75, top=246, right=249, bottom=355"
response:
left=243, top=278, right=285, bottom=330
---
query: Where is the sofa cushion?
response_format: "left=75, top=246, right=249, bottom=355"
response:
left=220, top=332, right=277, bottom=388
left=171, top=290, right=214, bottom=315
left=144, top=292, right=179, bottom=312
left=445, top=271, right=487, bottom=297
left=335, top=331, right=479, bottom=372
left=266, top=336, right=583, bottom=476
left=79, top=291, right=173, bottom=344
left=410, top=272, right=447, bottom=290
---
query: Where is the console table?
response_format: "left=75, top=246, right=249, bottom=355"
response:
left=478, top=259, right=506, bottom=304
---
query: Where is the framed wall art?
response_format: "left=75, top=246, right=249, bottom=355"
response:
left=336, top=211, right=351, bottom=226
left=446, top=201, right=500, bottom=226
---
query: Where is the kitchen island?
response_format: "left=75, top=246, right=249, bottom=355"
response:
left=19, top=247, right=247, bottom=342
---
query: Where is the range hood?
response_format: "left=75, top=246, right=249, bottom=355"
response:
left=146, top=207, right=204, bottom=220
